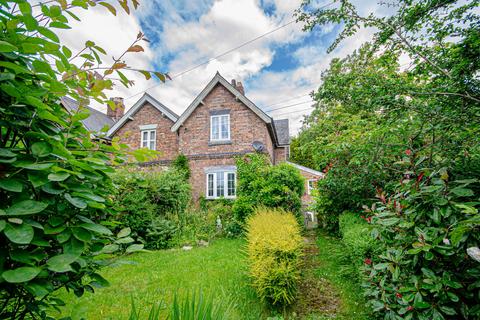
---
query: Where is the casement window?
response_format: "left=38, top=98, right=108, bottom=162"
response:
left=206, top=171, right=236, bottom=199
left=140, top=129, right=156, bottom=150
left=210, top=114, right=230, bottom=141
left=307, top=179, right=316, bottom=195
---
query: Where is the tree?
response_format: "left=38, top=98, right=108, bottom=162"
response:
left=0, top=1, right=165, bottom=318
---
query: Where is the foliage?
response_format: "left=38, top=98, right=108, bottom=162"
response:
left=110, top=169, right=191, bottom=247
left=338, top=212, right=377, bottom=277
left=199, top=198, right=241, bottom=238
left=233, top=154, right=304, bottom=224
left=145, top=218, right=178, bottom=250
left=295, top=1, right=480, bottom=318
left=168, top=290, right=234, bottom=320
left=362, top=165, right=480, bottom=319
left=171, top=154, right=190, bottom=180
left=246, top=208, right=303, bottom=306
left=0, top=1, right=165, bottom=318
left=294, top=0, right=480, bottom=235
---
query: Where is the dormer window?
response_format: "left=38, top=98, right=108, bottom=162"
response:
left=139, top=124, right=157, bottom=150
left=210, top=114, right=230, bottom=141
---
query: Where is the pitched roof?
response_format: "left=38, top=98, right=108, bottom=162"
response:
left=61, top=96, right=114, bottom=133
left=274, top=119, right=290, bottom=145
left=287, top=161, right=325, bottom=177
left=171, top=72, right=272, bottom=132
left=107, top=93, right=178, bottom=137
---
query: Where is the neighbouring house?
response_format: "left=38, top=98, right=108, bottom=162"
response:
left=61, top=72, right=323, bottom=203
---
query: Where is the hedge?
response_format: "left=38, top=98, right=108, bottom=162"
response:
left=246, top=208, right=303, bottom=306
left=338, top=212, right=377, bottom=272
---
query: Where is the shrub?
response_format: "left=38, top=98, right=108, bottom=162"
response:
left=364, top=169, right=480, bottom=319
left=338, top=212, right=377, bottom=278
left=0, top=1, right=158, bottom=317
left=145, top=218, right=178, bottom=250
left=233, top=154, right=304, bottom=224
left=172, top=153, right=190, bottom=180
left=111, top=169, right=190, bottom=246
left=246, top=208, right=303, bottom=306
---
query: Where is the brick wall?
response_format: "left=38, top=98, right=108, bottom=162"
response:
left=298, top=169, right=322, bottom=205
left=178, top=84, right=274, bottom=161
left=114, top=102, right=179, bottom=160
left=274, top=147, right=287, bottom=164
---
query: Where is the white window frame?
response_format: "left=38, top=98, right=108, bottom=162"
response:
left=140, top=129, right=156, bottom=150
left=210, top=114, right=230, bottom=142
left=307, top=179, right=316, bottom=195
left=206, top=171, right=236, bottom=199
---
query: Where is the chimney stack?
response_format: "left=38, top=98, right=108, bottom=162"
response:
left=231, top=79, right=245, bottom=95
left=108, top=97, right=125, bottom=121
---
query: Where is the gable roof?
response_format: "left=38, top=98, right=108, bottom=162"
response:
left=171, top=72, right=273, bottom=132
left=274, top=119, right=290, bottom=146
left=287, top=161, right=325, bottom=177
left=107, top=92, right=178, bottom=137
left=61, top=96, right=114, bottom=133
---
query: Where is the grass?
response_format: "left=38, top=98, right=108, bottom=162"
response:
left=56, top=232, right=370, bottom=320
left=310, top=230, right=371, bottom=319
left=56, top=239, right=267, bottom=320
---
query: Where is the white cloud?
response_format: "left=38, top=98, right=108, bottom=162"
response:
left=56, top=0, right=388, bottom=136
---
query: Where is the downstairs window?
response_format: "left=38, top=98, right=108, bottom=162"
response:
left=206, top=171, right=236, bottom=199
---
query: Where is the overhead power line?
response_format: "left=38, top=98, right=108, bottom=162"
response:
left=124, top=20, right=296, bottom=101
left=124, top=1, right=335, bottom=101
left=273, top=107, right=315, bottom=118
left=265, top=100, right=314, bottom=112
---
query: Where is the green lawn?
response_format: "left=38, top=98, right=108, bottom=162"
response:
left=57, top=239, right=266, bottom=320
left=57, top=233, right=369, bottom=320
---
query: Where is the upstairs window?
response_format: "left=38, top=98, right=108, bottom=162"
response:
left=141, top=129, right=156, bottom=150
left=206, top=171, right=236, bottom=199
left=210, top=114, right=230, bottom=141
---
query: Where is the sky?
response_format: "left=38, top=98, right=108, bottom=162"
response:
left=56, top=0, right=385, bottom=135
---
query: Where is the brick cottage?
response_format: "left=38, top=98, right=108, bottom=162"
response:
left=62, top=72, right=323, bottom=203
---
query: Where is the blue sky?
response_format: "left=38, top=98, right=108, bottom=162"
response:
left=59, top=0, right=380, bottom=134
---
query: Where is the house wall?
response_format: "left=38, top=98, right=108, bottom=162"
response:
left=178, top=84, right=275, bottom=161
left=274, top=147, right=288, bottom=164
left=297, top=169, right=323, bottom=205
left=114, top=102, right=179, bottom=160
left=176, top=83, right=278, bottom=201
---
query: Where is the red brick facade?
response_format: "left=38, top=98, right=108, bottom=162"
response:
left=110, top=75, right=300, bottom=202
left=114, top=102, right=179, bottom=160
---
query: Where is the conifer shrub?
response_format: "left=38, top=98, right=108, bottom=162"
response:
left=246, top=208, right=303, bottom=306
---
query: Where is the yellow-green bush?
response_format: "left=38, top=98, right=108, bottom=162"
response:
left=246, top=208, right=303, bottom=306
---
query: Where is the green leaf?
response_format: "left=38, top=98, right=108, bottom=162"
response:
left=5, top=200, right=48, bottom=216
left=65, top=193, right=87, bottom=209
left=126, top=244, right=144, bottom=253
left=49, top=21, right=71, bottom=29
left=72, top=227, right=92, bottom=242
left=48, top=172, right=70, bottom=182
left=0, top=220, right=5, bottom=232
left=37, top=27, right=60, bottom=43
left=1, top=267, right=40, bottom=283
left=46, top=254, right=78, bottom=273
left=0, top=179, right=23, bottom=192
left=15, top=161, right=54, bottom=170
left=413, top=301, right=431, bottom=309
left=379, top=217, right=399, bottom=226
left=80, top=223, right=112, bottom=235
left=0, top=148, right=16, bottom=157
left=0, top=40, right=18, bottom=53
left=117, top=227, right=131, bottom=238
left=31, top=142, right=52, bottom=157
left=451, top=187, right=474, bottom=197
left=4, top=223, right=34, bottom=244
left=19, top=2, right=32, bottom=14
left=28, top=173, right=49, bottom=188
